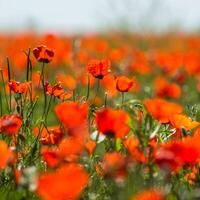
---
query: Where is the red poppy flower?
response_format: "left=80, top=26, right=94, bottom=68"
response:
left=55, top=101, right=88, bottom=129
left=0, top=114, right=22, bottom=135
left=101, top=74, right=118, bottom=96
left=33, top=45, right=54, bottom=63
left=0, top=140, right=15, bottom=169
left=133, top=189, right=164, bottom=200
left=58, top=136, right=85, bottom=162
left=144, top=98, right=183, bottom=123
left=154, top=76, right=181, bottom=99
left=95, top=108, right=130, bottom=138
left=116, top=76, right=134, bottom=92
left=169, top=114, right=200, bottom=131
left=98, top=152, right=126, bottom=180
left=124, top=136, right=147, bottom=163
left=56, top=74, right=77, bottom=90
left=153, top=142, right=200, bottom=172
left=34, top=126, right=64, bottom=145
left=45, top=81, right=72, bottom=100
left=153, top=132, right=200, bottom=172
left=9, top=80, right=31, bottom=94
left=87, top=59, right=111, bottom=79
left=173, top=71, right=187, bottom=84
left=41, top=148, right=60, bottom=168
left=37, top=163, right=89, bottom=200
left=41, top=136, right=85, bottom=167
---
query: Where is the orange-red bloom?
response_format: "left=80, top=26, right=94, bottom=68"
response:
left=87, top=59, right=111, bottom=79
left=169, top=114, right=200, bottom=131
left=98, top=152, right=126, bottom=180
left=55, top=101, right=88, bottom=129
left=9, top=80, right=31, bottom=94
left=41, top=136, right=85, bottom=167
left=124, top=136, right=147, bottom=163
left=56, top=74, right=77, bottom=90
left=153, top=142, right=199, bottom=172
left=33, top=45, right=54, bottom=63
left=58, top=136, right=85, bottom=162
left=45, top=81, right=72, bottom=100
left=0, top=114, right=22, bottom=135
left=101, top=74, right=118, bottom=96
left=153, top=132, right=200, bottom=171
left=0, top=140, right=15, bottom=169
left=41, top=148, right=60, bottom=168
left=154, top=76, right=181, bottom=99
left=132, top=189, right=164, bottom=200
left=144, top=98, right=183, bottom=123
left=116, top=76, right=134, bottom=92
left=34, top=126, right=64, bottom=145
left=37, top=163, right=89, bottom=200
left=95, top=108, right=130, bottom=138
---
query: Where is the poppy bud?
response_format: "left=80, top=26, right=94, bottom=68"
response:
left=116, top=76, right=134, bottom=92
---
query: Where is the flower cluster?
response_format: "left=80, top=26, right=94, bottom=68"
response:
left=0, top=33, right=199, bottom=200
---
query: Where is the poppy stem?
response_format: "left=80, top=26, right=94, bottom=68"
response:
left=38, top=61, right=45, bottom=89
left=0, top=90, right=2, bottom=116
left=104, top=92, right=108, bottom=108
left=6, top=57, right=12, bottom=112
left=36, top=62, right=47, bottom=147
left=41, top=62, right=47, bottom=119
left=121, top=92, right=125, bottom=108
left=95, top=131, right=100, bottom=142
left=93, top=78, right=100, bottom=104
left=86, top=74, right=90, bottom=100
left=44, top=95, right=53, bottom=124
left=29, top=58, right=33, bottom=105
left=0, top=69, right=9, bottom=112
left=26, top=48, right=31, bottom=81
left=26, top=96, right=38, bottom=119
left=6, top=57, right=11, bottom=82
left=19, top=93, right=23, bottom=117
left=72, top=89, right=76, bottom=101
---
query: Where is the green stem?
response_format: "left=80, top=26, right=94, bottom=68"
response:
left=45, top=95, right=53, bottom=124
left=93, top=79, right=100, bottom=104
left=86, top=74, right=90, bottom=100
left=29, top=59, right=33, bottom=106
left=41, top=62, right=47, bottom=119
left=121, top=92, right=125, bottom=108
left=0, top=70, right=9, bottom=112
left=95, top=131, right=100, bottom=143
left=19, top=94, right=23, bottom=117
left=73, top=89, right=76, bottom=101
left=26, top=48, right=31, bottom=81
left=0, top=90, right=2, bottom=116
left=6, top=57, right=12, bottom=112
left=104, top=92, right=107, bottom=108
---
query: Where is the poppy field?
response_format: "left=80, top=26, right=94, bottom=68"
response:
left=0, top=32, right=200, bottom=200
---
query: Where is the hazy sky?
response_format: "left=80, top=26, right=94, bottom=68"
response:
left=0, top=0, right=200, bottom=32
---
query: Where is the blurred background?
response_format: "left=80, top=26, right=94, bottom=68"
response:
left=0, top=0, right=200, bottom=33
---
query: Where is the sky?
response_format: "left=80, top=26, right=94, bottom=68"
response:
left=0, top=0, right=200, bottom=33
